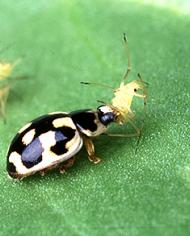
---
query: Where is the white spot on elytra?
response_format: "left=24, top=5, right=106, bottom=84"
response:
left=52, top=117, right=75, bottom=129
left=9, top=151, right=29, bottom=175
left=9, top=151, right=21, bottom=163
left=39, top=131, right=56, bottom=150
left=22, top=129, right=35, bottom=145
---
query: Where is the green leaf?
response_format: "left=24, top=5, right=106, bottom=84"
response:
left=0, top=1, right=190, bottom=236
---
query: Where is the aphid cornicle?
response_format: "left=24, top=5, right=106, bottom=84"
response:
left=6, top=35, right=148, bottom=180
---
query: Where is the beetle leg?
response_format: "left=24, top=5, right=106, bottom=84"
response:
left=59, top=156, right=76, bottom=174
left=83, top=136, right=101, bottom=164
left=39, top=163, right=59, bottom=176
left=39, top=170, right=45, bottom=176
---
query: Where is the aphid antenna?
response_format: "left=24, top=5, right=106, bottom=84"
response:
left=80, top=81, right=114, bottom=90
left=12, top=75, right=28, bottom=80
left=123, top=33, right=131, bottom=82
left=0, top=44, right=13, bottom=54
left=0, top=58, right=21, bottom=67
left=12, top=58, right=22, bottom=67
left=9, top=75, right=29, bottom=84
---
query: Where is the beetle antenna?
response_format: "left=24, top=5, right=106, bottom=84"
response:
left=80, top=81, right=114, bottom=89
left=123, top=33, right=131, bottom=81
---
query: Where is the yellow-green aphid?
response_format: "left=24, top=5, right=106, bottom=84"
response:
left=112, top=75, right=148, bottom=125
left=110, top=34, right=148, bottom=136
left=82, top=34, right=148, bottom=138
left=0, top=59, right=20, bottom=119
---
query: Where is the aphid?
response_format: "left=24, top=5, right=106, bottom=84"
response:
left=0, top=59, right=21, bottom=119
left=6, top=35, right=148, bottom=180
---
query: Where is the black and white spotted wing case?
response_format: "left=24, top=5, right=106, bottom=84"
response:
left=7, top=113, right=83, bottom=179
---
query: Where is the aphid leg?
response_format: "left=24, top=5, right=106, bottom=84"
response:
left=104, top=119, right=143, bottom=153
left=9, top=89, right=22, bottom=101
left=59, top=156, right=76, bottom=174
left=83, top=136, right=101, bottom=164
left=137, top=73, right=148, bottom=112
left=123, top=33, right=131, bottom=81
left=104, top=119, right=142, bottom=138
left=134, top=130, right=142, bottom=154
left=137, top=72, right=142, bottom=80
left=128, top=119, right=142, bottom=135
left=0, top=99, right=6, bottom=121
left=0, top=86, right=10, bottom=121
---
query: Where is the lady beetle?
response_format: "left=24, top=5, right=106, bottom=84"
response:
left=6, top=35, right=148, bottom=179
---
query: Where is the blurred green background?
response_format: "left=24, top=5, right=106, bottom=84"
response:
left=0, top=0, right=190, bottom=235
